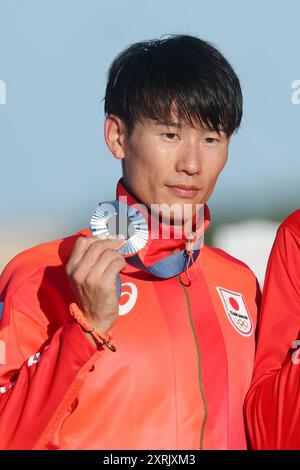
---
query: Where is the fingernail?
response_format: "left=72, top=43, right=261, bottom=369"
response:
left=96, top=234, right=108, bottom=240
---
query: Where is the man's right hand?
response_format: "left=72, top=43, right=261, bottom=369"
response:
left=65, top=235, right=126, bottom=338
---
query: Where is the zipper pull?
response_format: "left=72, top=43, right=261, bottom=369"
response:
left=185, top=232, right=199, bottom=282
left=185, top=232, right=196, bottom=254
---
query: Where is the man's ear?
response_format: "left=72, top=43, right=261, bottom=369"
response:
left=104, top=114, right=127, bottom=160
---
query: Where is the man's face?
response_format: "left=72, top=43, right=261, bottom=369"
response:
left=108, top=115, right=230, bottom=225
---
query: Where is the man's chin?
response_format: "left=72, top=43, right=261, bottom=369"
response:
left=156, top=212, right=195, bottom=230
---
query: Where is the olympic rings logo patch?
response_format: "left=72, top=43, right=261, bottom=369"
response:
left=216, top=287, right=253, bottom=337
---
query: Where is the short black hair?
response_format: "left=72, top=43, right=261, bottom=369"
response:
left=104, top=34, right=242, bottom=137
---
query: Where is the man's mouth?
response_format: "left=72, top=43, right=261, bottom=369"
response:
left=166, top=184, right=200, bottom=199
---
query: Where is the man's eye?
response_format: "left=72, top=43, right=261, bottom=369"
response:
left=204, top=137, right=219, bottom=144
left=164, top=133, right=179, bottom=140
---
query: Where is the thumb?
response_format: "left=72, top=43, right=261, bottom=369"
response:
left=113, top=234, right=126, bottom=249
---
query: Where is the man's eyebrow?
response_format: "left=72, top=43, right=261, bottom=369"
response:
left=153, top=119, right=181, bottom=128
left=152, top=120, right=226, bottom=134
left=203, top=127, right=226, bottom=134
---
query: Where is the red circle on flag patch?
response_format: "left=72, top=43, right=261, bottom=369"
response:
left=229, top=297, right=240, bottom=310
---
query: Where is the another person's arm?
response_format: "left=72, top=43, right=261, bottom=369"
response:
left=244, top=214, right=300, bottom=449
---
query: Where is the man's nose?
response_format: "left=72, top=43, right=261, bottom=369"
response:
left=175, top=144, right=202, bottom=175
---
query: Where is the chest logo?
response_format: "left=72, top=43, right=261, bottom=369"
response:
left=119, top=282, right=138, bottom=316
left=216, top=287, right=253, bottom=336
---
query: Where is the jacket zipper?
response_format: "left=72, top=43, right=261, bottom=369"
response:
left=176, top=274, right=208, bottom=450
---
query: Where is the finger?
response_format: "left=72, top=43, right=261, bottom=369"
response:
left=80, top=249, right=125, bottom=285
left=101, top=256, right=127, bottom=290
left=78, top=237, right=125, bottom=270
left=66, top=236, right=125, bottom=273
left=66, top=236, right=99, bottom=273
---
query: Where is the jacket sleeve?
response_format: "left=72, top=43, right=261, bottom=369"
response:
left=244, top=223, right=300, bottom=449
left=0, top=265, right=105, bottom=450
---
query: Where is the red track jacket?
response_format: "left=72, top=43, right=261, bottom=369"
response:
left=0, top=179, right=260, bottom=450
left=245, top=209, right=300, bottom=449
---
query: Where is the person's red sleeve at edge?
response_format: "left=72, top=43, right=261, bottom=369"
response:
left=244, top=209, right=300, bottom=450
left=0, top=242, right=103, bottom=450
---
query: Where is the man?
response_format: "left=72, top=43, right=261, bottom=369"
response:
left=0, top=35, right=260, bottom=450
left=245, top=209, right=300, bottom=449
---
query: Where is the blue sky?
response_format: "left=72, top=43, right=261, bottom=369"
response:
left=0, top=0, right=299, bottom=241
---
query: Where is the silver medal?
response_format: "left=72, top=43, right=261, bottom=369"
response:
left=90, top=201, right=149, bottom=256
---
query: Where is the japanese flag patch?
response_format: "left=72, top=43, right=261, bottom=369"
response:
left=216, top=287, right=253, bottom=337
